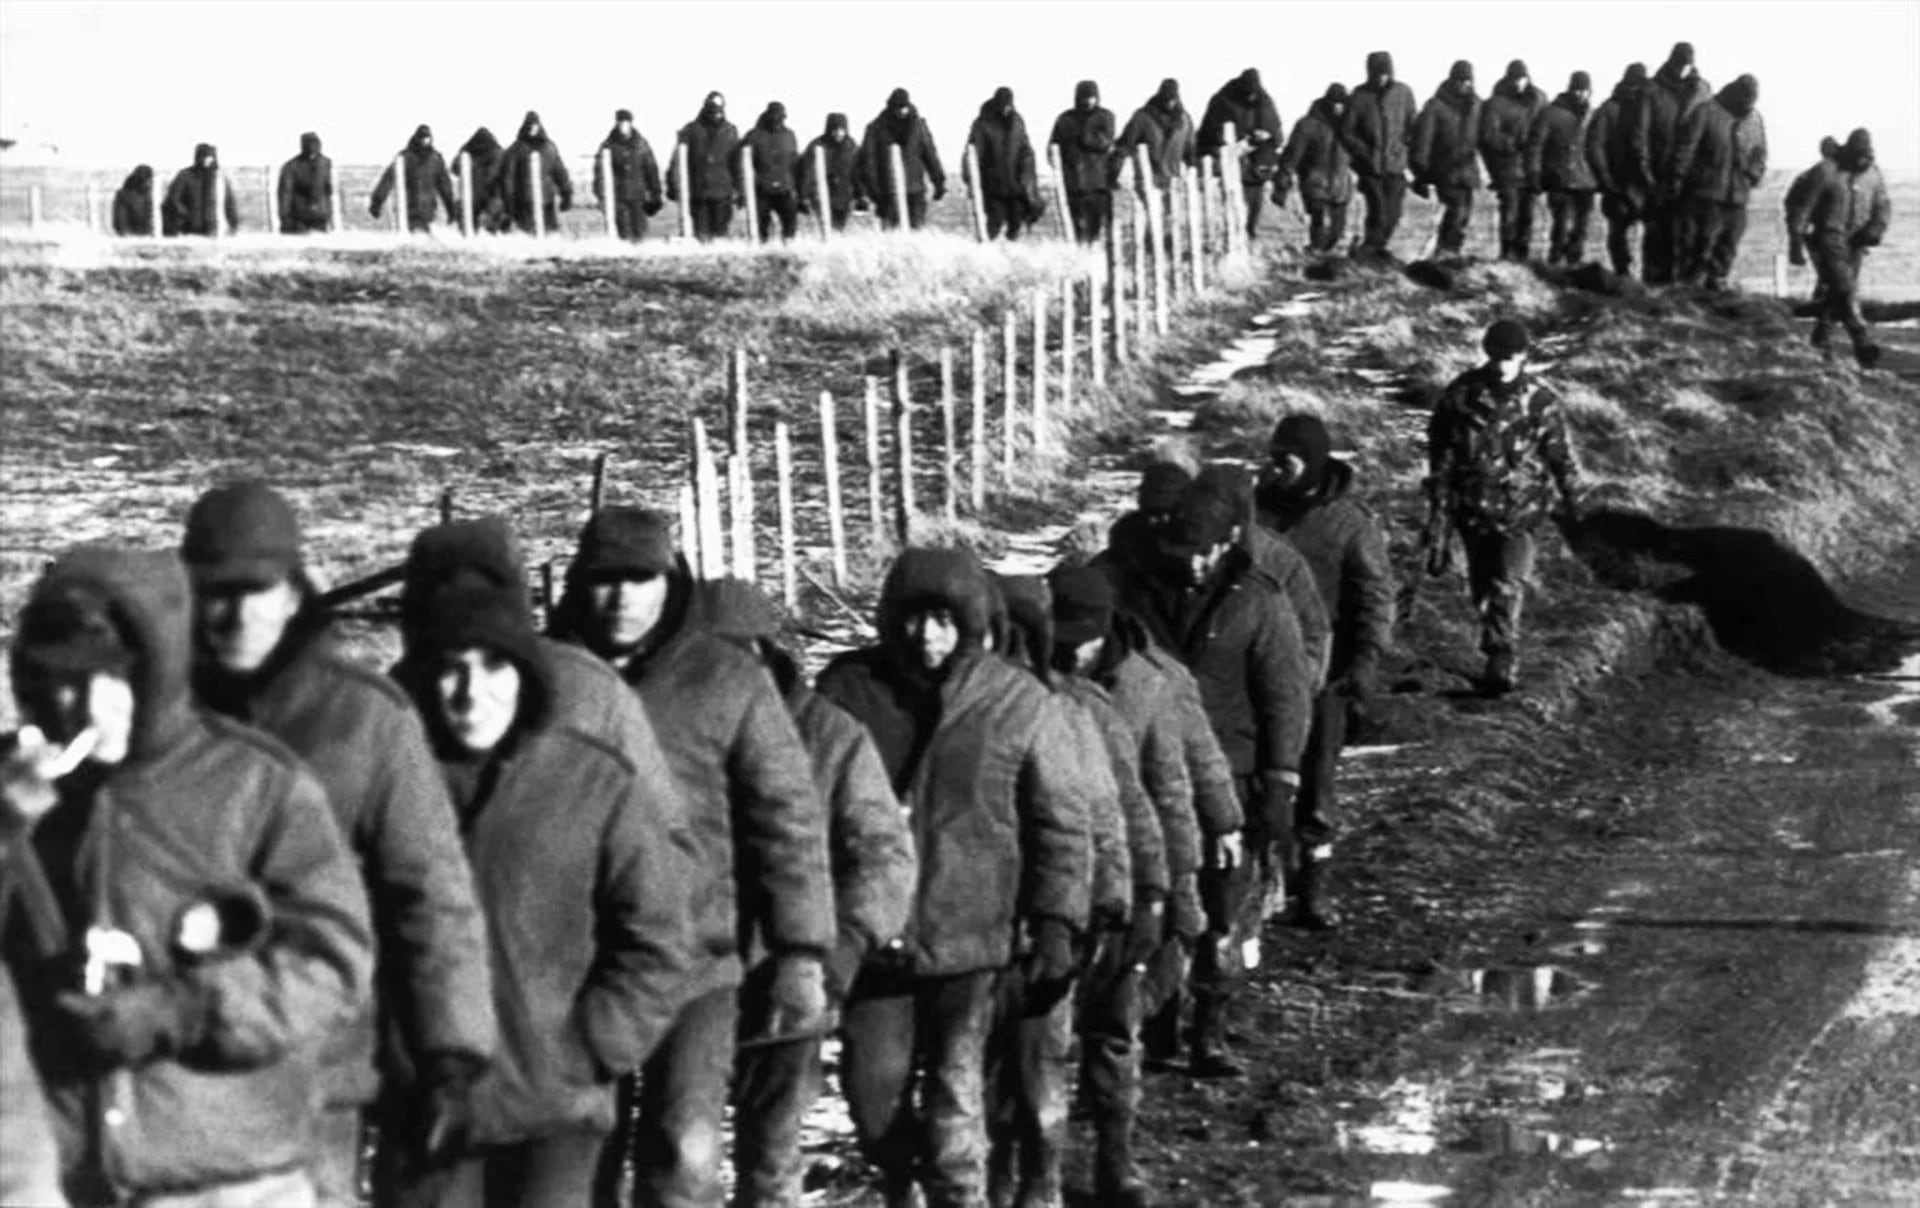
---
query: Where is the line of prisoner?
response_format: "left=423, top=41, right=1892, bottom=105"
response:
left=4, top=313, right=1622, bottom=1208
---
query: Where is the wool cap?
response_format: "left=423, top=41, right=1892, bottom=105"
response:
left=180, top=481, right=303, bottom=588
left=571, top=507, right=677, bottom=580
left=1483, top=318, right=1531, bottom=358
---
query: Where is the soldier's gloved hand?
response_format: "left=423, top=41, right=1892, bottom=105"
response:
left=1124, top=891, right=1166, bottom=968
left=853, top=197, right=871, bottom=213
left=58, top=976, right=210, bottom=1070
left=1020, top=917, right=1079, bottom=1014
left=643, top=197, right=664, bottom=217
left=368, top=201, right=383, bottom=220
left=558, top=193, right=573, bottom=212
left=419, top=1051, right=484, bottom=1162
left=765, top=952, right=830, bottom=1036
left=1787, top=235, right=1807, bottom=267
left=1410, top=177, right=1433, bottom=200
left=1258, top=773, right=1298, bottom=838
left=1850, top=230, right=1879, bottom=252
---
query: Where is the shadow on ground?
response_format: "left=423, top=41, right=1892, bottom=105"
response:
left=1558, top=506, right=1919, bottom=675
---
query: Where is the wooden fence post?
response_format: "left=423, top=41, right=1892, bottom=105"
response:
left=394, top=154, right=410, bottom=235
left=963, top=145, right=988, bottom=243
left=1108, top=192, right=1129, bottom=365
left=892, top=351, right=915, bottom=541
left=1089, top=261, right=1107, bottom=387
left=589, top=452, right=608, bottom=513
left=600, top=149, right=616, bottom=238
left=740, top=144, right=760, bottom=243
left=678, top=482, right=701, bottom=578
left=528, top=153, right=544, bottom=238
left=332, top=172, right=344, bottom=235
left=692, top=417, right=725, bottom=580
left=774, top=421, right=797, bottom=609
left=1132, top=146, right=1165, bottom=336
left=262, top=168, right=276, bottom=235
left=729, top=350, right=755, bottom=582
left=863, top=376, right=885, bottom=544
left=1186, top=171, right=1205, bottom=293
left=1047, top=144, right=1071, bottom=241
left=438, top=489, right=454, bottom=525
left=212, top=171, right=226, bottom=240
left=970, top=329, right=988, bottom=513
left=1772, top=253, right=1788, bottom=299
left=1219, top=122, right=1240, bottom=260
left=459, top=152, right=475, bottom=236
left=1057, top=277, right=1075, bottom=451
left=28, top=186, right=42, bottom=230
left=939, top=347, right=958, bottom=523
left=1130, top=176, right=1150, bottom=346
left=888, top=144, right=910, bottom=231
left=1166, top=171, right=1185, bottom=301
left=813, top=145, right=832, bottom=241
left=150, top=174, right=163, bottom=238
left=676, top=143, right=694, bottom=239
left=1030, top=287, right=1048, bottom=466
left=1001, top=309, right=1018, bottom=483
left=820, top=391, right=848, bottom=585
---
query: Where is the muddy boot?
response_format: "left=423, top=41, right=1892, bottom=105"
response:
left=1856, top=342, right=1883, bottom=370
left=1289, top=849, right=1341, bottom=932
left=987, top=1133, right=1018, bottom=1208
left=1093, top=1117, right=1149, bottom=1208
left=1483, top=649, right=1517, bottom=696
left=1260, top=840, right=1290, bottom=924
left=1014, top=1130, right=1064, bottom=1208
left=1186, top=994, right=1244, bottom=1079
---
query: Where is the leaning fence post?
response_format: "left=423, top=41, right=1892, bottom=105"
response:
left=740, top=144, right=760, bottom=243
left=393, top=153, right=410, bottom=235
left=820, top=391, right=848, bottom=586
left=1030, top=286, right=1048, bottom=468
left=892, top=351, right=915, bottom=540
left=675, top=142, right=693, bottom=239
left=774, top=421, right=798, bottom=609
left=1001, top=308, right=1018, bottom=483
left=678, top=482, right=701, bottom=578
left=692, top=417, right=725, bottom=580
left=1166, top=171, right=1186, bottom=301
left=729, top=350, right=755, bottom=582
left=459, top=151, right=475, bottom=236
left=939, top=347, right=958, bottom=524
left=970, top=329, right=988, bottom=513
left=863, top=376, right=885, bottom=545
left=1090, top=262, right=1107, bottom=387
left=262, top=168, right=277, bottom=235
left=812, top=144, right=832, bottom=241
left=888, top=144, right=910, bottom=230
left=1057, top=277, right=1075, bottom=454
left=1046, top=144, right=1070, bottom=241
left=600, top=149, right=616, bottom=238
left=963, top=144, right=988, bottom=242
left=589, top=452, right=608, bottom=512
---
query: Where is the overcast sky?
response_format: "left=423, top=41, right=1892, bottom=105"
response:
left=2, top=0, right=1915, bottom=175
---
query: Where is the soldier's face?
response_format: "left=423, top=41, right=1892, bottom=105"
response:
left=616, top=121, right=632, bottom=136
left=586, top=574, right=669, bottom=650
left=195, top=577, right=303, bottom=674
left=433, top=646, right=521, bottom=754
left=1494, top=353, right=1527, bottom=384
left=904, top=608, right=960, bottom=672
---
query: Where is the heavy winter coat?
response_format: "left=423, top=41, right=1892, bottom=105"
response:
left=277, top=133, right=333, bottom=233
left=193, top=618, right=494, bottom=1107
left=1341, top=78, right=1417, bottom=178
left=452, top=127, right=504, bottom=228
left=1411, top=86, right=1483, bottom=190
left=1095, top=645, right=1203, bottom=937
left=797, top=120, right=864, bottom=211
left=1480, top=78, right=1548, bottom=187
left=967, top=103, right=1039, bottom=202
left=1585, top=77, right=1646, bottom=201
left=493, top=113, right=573, bottom=229
left=403, top=645, right=696, bottom=1146
left=741, top=111, right=800, bottom=196
left=858, top=106, right=946, bottom=202
left=817, top=550, right=1091, bottom=974
left=1117, top=100, right=1195, bottom=189
left=0, top=965, right=61, bottom=1205
left=111, top=166, right=154, bottom=236
left=1531, top=93, right=1597, bottom=193
left=1789, top=158, right=1891, bottom=247
left=595, top=125, right=664, bottom=210
left=1115, top=549, right=1313, bottom=779
left=1255, top=460, right=1396, bottom=683
left=1060, top=677, right=1169, bottom=899
left=1281, top=97, right=1356, bottom=205
left=1242, top=523, right=1333, bottom=688
left=1050, top=98, right=1118, bottom=196
left=1669, top=80, right=1766, bottom=206
left=1138, top=641, right=1242, bottom=837
left=1630, top=64, right=1713, bottom=196
left=1428, top=365, right=1582, bottom=535
left=371, top=128, right=457, bottom=228
left=2, top=548, right=371, bottom=1196
left=163, top=146, right=239, bottom=235
left=1198, top=77, right=1284, bottom=185
left=671, top=108, right=741, bottom=204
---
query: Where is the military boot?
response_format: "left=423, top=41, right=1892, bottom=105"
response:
left=1289, top=847, right=1342, bottom=931
left=1483, top=649, right=1518, bottom=695
left=1186, top=992, right=1244, bottom=1079
left=1094, top=1116, right=1150, bottom=1208
left=1014, top=1128, right=1065, bottom=1208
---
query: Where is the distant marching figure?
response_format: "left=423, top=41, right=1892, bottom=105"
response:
left=1342, top=50, right=1417, bottom=257
left=1586, top=63, right=1651, bottom=276
left=495, top=110, right=573, bottom=236
left=1280, top=83, right=1355, bottom=254
left=453, top=126, right=508, bottom=233
left=1668, top=72, right=1766, bottom=290
left=1116, top=77, right=1196, bottom=199
left=1630, top=41, right=1713, bottom=285
left=1410, top=61, right=1482, bottom=258
left=371, top=125, right=458, bottom=234
left=1199, top=68, right=1285, bottom=240
left=797, top=112, right=867, bottom=232
left=858, top=87, right=947, bottom=230
left=163, top=142, right=239, bottom=236
left=743, top=101, right=802, bottom=242
left=1530, top=72, right=1599, bottom=266
left=967, top=87, right=1041, bottom=240
left=1787, top=127, right=1891, bottom=369
left=1480, top=59, right=1547, bottom=262
left=671, top=91, right=741, bottom=242
left=595, top=108, right=664, bottom=242
left=278, top=131, right=334, bottom=234
left=1051, top=80, right=1118, bottom=244
left=110, top=164, right=155, bottom=236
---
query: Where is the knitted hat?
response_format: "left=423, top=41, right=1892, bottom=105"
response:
left=888, top=87, right=911, bottom=109
left=1154, top=78, right=1181, bottom=105
left=1449, top=60, right=1474, bottom=83
left=1819, top=135, right=1841, bottom=158
left=570, top=507, right=678, bottom=581
left=1570, top=71, right=1592, bottom=91
left=1047, top=564, right=1116, bottom=648
left=1268, top=414, right=1333, bottom=481
left=1506, top=59, right=1529, bottom=81
left=1844, top=127, right=1874, bottom=159
left=1164, top=479, right=1241, bottom=555
left=181, top=482, right=302, bottom=588
left=1624, top=62, right=1649, bottom=84
left=1324, top=83, right=1350, bottom=105
left=1483, top=318, right=1531, bottom=358
left=1137, top=461, right=1194, bottom=513
left=1076, top=80, right=1100, bottom=105
left=992, top=86, right=1014, bottom=108
left=1366, top=51, right=1393, bottom=78
left=615, top=108, right=634, bottom=122
left=1668, top=41, right=1696, bottom=68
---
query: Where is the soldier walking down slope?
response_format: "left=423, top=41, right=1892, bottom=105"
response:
left=1280, top=83, right=1355, bottom=254
left=452, top=127, right=507, bottom=233
left=1783, top=134, right=1841, bottom=295
left=1425, top=320, right=1585, bottom=695
left=1410, top=61, right=1483, bottom=258
left=595, top=108, right=664, bottom=242
left=371, top=125, right=459, bottom=234
left=1788, top=127, right=1891, bottom=369
left=178, top=484, right=496, bottom=1208
left=494, top=110, right=573, bottom=235
left=1117, top=78, right=1196, bottom=198
left=389, top=577, right=696, bottom=1207
left=1586, top=63, right=1651, bottom=276
left=1199, top=68, right=1285, bottom=241
left=859, top=88, right=947, bottom=231
left=968, top=87, right=1042, bottom=241
left=1668, top=72, right=1767, bottom=290
left=743, top=101, right=802, bottom=242
left=1531, top=72, right=1599, bottom=266
left=1051, top=80, right=1119, bottom=245
left=1481, top=60, right=1548, bottom=262
left=1341, top=51, right=1417, bottom=258
left=798, top=112, right=867, bottom=232
left=278, top=131, right=334, bottom=234
left=671, top=91, right=742, bottom=242
left=1631, top=41, right=1713, bottom=285
left=817, top=547, right=1091, bottom=1208
left=163, top=142, right=239, bottom=236
left=1254, top=418, right=1395, bottom=930
left=110, top=164, right=155, bottom=236
left=1, top=547, right=373, bottom=1207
